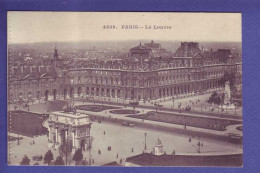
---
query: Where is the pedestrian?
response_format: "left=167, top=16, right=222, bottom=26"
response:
left=104, top=131, right=105, bottom=135
left=132, top=148, right=134, bottom=152
left=172, top=150, right=175, bottom=155
left=116, top=153, right=118, bottom=159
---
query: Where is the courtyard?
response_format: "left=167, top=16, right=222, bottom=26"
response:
left=8, top=120, right=242, bottom=166
left=8, top=91, right=243, bottom=166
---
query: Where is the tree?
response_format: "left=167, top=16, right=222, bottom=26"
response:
left=208, top=92, right=222, bottom=105
left=20, top=155, right=30, bottom=165
left=73, top=149, right=83, bottom=165
left=219, top=71, right=236, bottom=90
left=44, top=150, right=54, bottom=165
left=81, top=159, right=88, bottom=165
left=54, top=156, right=65, bottom=165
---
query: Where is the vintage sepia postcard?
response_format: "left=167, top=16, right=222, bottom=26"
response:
left=7, top=12, right=242, bottom=167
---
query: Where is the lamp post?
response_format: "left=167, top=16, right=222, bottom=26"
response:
left=191, top=135, right=201, bottom=153
left=198, top=137, right=201, bottom=153
left=144, top=132, right=147, bottom=151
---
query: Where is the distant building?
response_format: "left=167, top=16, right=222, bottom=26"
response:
left=144, top=40, right=161, bottom=49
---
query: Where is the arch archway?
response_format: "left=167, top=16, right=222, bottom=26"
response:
left=70, top=88, right=74, bottom=98
left=106, top=89, right=110, bottom=97
left=101, top=88, right=105, bottom=97
left=91, top=87, right=95, bottom=96
left=80, top=139, right=86, bottom=151
left=45, top=90, right=49, bottom=101
left=96, top=88, right=100, bottom=96
left=111, top=89, right=115, bottom=98
left=77, top=87, right=81, bottom=97
left=117, top=90, right=121, bottom=98
left=53, top=89, right=57, bottom=100
left=64, top=89, right=67, bottom=99
left=28, top=91, right=32, bottom=99
left=86, top=87, right=89, bottom=95
left=131, top=90, right=134, bottom=99
left=36, top=91, right=40, bottom=100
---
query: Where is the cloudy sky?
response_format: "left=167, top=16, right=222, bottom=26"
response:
left=8, top=12, right=241, bottom=44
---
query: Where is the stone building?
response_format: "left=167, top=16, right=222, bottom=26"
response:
left=47, top=111, right=92, bottom=151
left=8, top=41, right=242, bottom=103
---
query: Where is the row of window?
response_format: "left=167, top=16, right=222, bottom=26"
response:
left=12, top=81, right=56, bottom=88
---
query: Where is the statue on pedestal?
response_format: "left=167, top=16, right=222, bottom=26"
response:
left=224, top=81, right=231, bottom=105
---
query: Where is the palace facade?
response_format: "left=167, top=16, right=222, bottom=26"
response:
left=8, top=41, right=242, bottom=103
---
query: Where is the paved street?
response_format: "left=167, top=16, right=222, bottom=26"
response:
left=8, top=91, right=243, bottom=166
left=9, top=119, right=242, bottom=166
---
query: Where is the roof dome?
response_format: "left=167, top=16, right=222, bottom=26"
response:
left=128, top=43, right=154, bottom=60
left=175, top=42, right=203, bottom=57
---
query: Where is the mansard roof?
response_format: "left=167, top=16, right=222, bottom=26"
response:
left=175, top=42, right=203, bottom=58
left=10, top=65, right=59, bottom=81
left=144, top=40, right=161, bottom=49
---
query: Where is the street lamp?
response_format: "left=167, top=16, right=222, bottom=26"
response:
left=191, top=135, right=201, bottom=153
left=144, top=132, right=147, bottom=151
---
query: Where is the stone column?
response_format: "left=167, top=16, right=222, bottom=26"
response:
left=75, top=130, right=80, bottom=149
left=115, top=89, right=117, bottom=98
left=72, top=131, right=75, bottom=147
left=65, top=130, right=68, bottom=142
left=49, top=126, right=53, bottom=141
left=58, top=132, right=62, bottom=144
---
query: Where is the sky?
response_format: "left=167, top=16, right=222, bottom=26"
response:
left=8, top=12, right=241, bottom=44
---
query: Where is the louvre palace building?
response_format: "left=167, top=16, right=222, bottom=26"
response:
left=8, top=41, right=242, bottom=103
